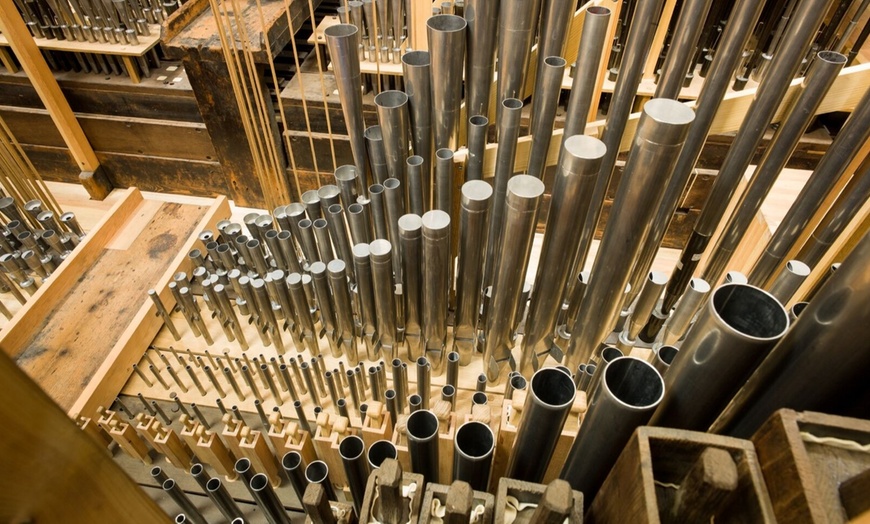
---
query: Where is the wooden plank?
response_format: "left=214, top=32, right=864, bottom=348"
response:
left=0, top=25, right=162, bottom=57
left=410, top=0, right=429, bottom=51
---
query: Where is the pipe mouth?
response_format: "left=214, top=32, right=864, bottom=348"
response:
left=791, top=302, right=808, bottom=318
left=603, top=357, right=664, bottom=409
left=601, top=346, right=623, bottom=363
left=785, top=260, right=811, bottom=277
left=711, top=284, right=789, bottom=340
left=324, top=23, right=358, bottom=39
left=255, top=214, right=273, bottom=228
left=162, top=479, right=175, bottom=491
left=422, top=210, right=451, bottom=231
left=309, top=261, right=326, bottom=275
left=407, top=155, right=424, bottom=167
left=402, top=50, right=430, bottom=66
left=510, top=374, right=527, bottom=390
left=287, top=272, right=303, bottom=286
left=327, top=259, right=346, bottom=274
left=313, top=218, right=328, bottom=229
left=190, top=463, right=204, bottom=476
left=448, top=352, right=459, bottom=363
left=264, top=230, right=278, bottom=240
left=335, top=165, right=359, bottom=182
left=544, top=56, right=567, bottom=68
left=502, top=98, right=523, bottom=110
left=302, top=190, right=320, bottom=205
left=318, top=184, right=341, bottom=200
left=436, top=148, right=455, bottom=160
left=689, top=277, right=711, bottom=293
left=234, top=458, right=252, bottom=475
left=298, top=219, right=312, bottom=229
left=306, top=460, right=330, bottom=483
left=352, top=243, right=371, bottom=259
left=409, top=394, right=423, bottom=408
left=472, top=392, right=488, bottom=405
left=385, top=389, right=396, bottom=400
left=427, top=14, right=467, bottom=32
left=369, top=238, right=392, bottom=259
left=648, top=270, right=669, bottom=286
left=530, top=367, right=576, bottom=408
left=587, top=5, right=611, bottom=16
left=469, top=115, right=489, bottom=127
left=369, top=183, right=385, bottom=195
left=286, top=203, right=306, bottom=217
left=365, top=125, right=383, bottom=140
left=150, top=466, right=163, bottom=478
left=455, top=421, right=494, bottom=459
left=339, top=435, right=365, bottom=460
left=442, top=384, right=456, bottom=396
left=206, top=477, right=222, bottom=493
left=175, top=515, right=186, bottom=523
left=384, top=178, right=401, bottom=190
left=250, top=473, right=269, bottom=492
left=374, top=90, right=409, bottom=108
left=348, top=203, right=364, bottom=215
left=282, top=451, right=303, bottom=472
left=586, top=364, right=597, bottom=376
left=417, top=356, right=429, bottom=368
left=658, top=345, right=679, bottom=366
left=407, top=409, right=439, bottom=440
left=816, top=50, right=848, bottom=65
left=368, top=440, right=398, bottom=468
left=232, top=519, right=245, bottom=524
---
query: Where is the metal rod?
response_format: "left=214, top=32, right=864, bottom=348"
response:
left=246, top=473, right=290, bottom=524
left=369, top=184, right=390, bottom=241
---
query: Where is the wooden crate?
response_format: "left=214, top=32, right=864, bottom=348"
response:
left=417, top=482, right=495, bottom=524
left=494, top=477, right=584, bottom=524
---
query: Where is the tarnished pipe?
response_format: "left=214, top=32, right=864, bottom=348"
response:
left=617, top=270, right=669, bottom=352
left=650, top=345, right=679, bottom=377
left=370, top=239, right=399, bottom=360
left=365, top=126, right=389, bottom=184
left=427, top=15, right=466, bottom=150
left=375, top=91, right=412, bottom=185
left=527, top=56, right=567, bottom=180
left=495, top=0, right=540, bottom=127
left=453, top=421, right=495, bottom=492
left=465, top=116, right=488, bottom=182
left=464, top=0, right=498, bottom=121
left=402, top=50, right=433, bottom=202
left=562, top=6, right=610, bottom=151
left=399, top=214, right=424, bottom=359
left=335, top=165, right=361, bottom=212
left=654, top=0, right=715, bottom=99
left=206, top=477, right=244, bottom=521
left=531, top=0, right=574, bottom=126
left=434, top=148, right=454, bottom=215
left=767, top=260, right=811, bottom=304
left=421, top=210, right=451, bottom=374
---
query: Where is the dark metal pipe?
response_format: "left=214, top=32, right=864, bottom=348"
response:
left=162, top=479, right=207, bottom=524
left=367, top=439, right=398, bottom=469
left=453, top=420, right=494, bottom=491
left=305, top=461, right=337, bottom=501
left=465, top=116, right=489, bottom=182
left=339, top=435, right=370, bottom=514
left=406, top=409, right=440, bottom=483
left=281, top=451, right=308, bottom=504
left=654, top=0, right=715, bottom=99
left=205, top=477, right=244, bottom=521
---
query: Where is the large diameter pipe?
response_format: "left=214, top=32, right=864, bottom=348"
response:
left=654, top=0, right=715, bottom=99
left=402, top=51, right=433, bottom=204
left=465, top=116, right=489, bottom=182
left=464, top=0, right=499, bottom=121
left=495, top=0, right=540, bottom=126
left=406, top=409, right=440, bottom=483
left=506, top=368, right=576, bottom=482
left=650, top=283, right=789, bottom=431
left=453, top=421, right=495, bottom=492
left=375, top=91, right=412, bottom=185
left=567, top=99, right=695, bottom=370
left=527, top=56, right=567, bottom=180
left=701, top=50, right=847, bottom=285
left=365, top=126, right=389, bottom=184
left=370, top=239, right=398, bottom=360
left=421, top=210, right=451, bottom=374
left=281, top=451, right=309, bottom=504
left=325, top=24, right=369, bottom=194
left=711, top=230, right=870, bottom=437
left=453, top=181, right=493, bottom=364
left=521, top=136, right=607, bottom=375
left=339, top=435, right=370, bottom=514
left=748, top=87, right=870, bottom=287
left=483, top=175, right=545, bottom=382
left=560, top=357, right=664, bottom=497
left=427, top=15, right=466, bottom=150
left=399, top=214, right=424, bottom=359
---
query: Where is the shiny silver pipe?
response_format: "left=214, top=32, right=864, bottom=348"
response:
left=406, top=409, right=440, bottom=483
left=562, top=6, right=610, bottom=151
left=711, top=231, right=870, bottom=437
left=206, top=477, right=244, bottom=521
left=247, top=473, right=290, bottom=524
left=560, top=357, right=664, bottom=497
left=281, top=451, right=308, bottom=503
left=572, top=0, right=668, bottom=280
left=310, top=262, right=341, bottom=356
left=399, top=214, right=424, bottom=358
left=326, top=204, right=356, bottom=283
left=367, top=439, right=398, bottom=469
left=521, top=136, right=607, bottom=375
left=407, top=156, right=425, bottom=215
left=383, top=178, right=405, bottom=284
left=369, top=184, right=389, bottom=240
left=318, top=186, right=342, bottom=216
left=504, top=373, right=527, bottom=401
left=577, top=363, right=595, bottom=392
left=749, top=87, right=870, bottom=287
left=531, top=0, right=573, bottom=126
left=650, top=345, right=679, bottom=377
left=495, top=0, right=539, bottom=127
left=654, top=0, right=714, bottom=98
left=464, top=0, right=498, bottom=121
left=567, top=99, right=695, bottom=370
left=701, top=51, right=847, bottom=285
left=366, top=126, right=390, bottom=185
left=389, top=0, right=402, bottom=42
left=328, top=259, right=358, bottom=361
left=453, top=420, right=494, bottom=491
left=434, top=148, right=454, bottom=215
left=797, top=154, right=870, bottom=268
left=453, top=181, right=492, bottom=364
left=296, top=219, right=320, bottom=268
left=586, top=345, right=623, bottom=398
left=370, top=239, right=399, bottom=360
left=421, top=210, right=451, bottom=374
left=325, top=24, right=369, bottom=194
left=402, top=50, right=433, bottom=203
left=305, top=461, right=338, bottom=501
left=289, top=272, right=319, bottom=355
left=427, top=15, right=466, bottom=150
left=483, top=175, right=545, bottom=382
left=339, top=435, right=370, bottom=514
left=312, top=219, right=334, bottom=263
left=465, top=116, right=488, bottom=182
left=618, top=270, right=669, bottom=351
left=660, top=277, right=711, bottom=346
left=347, top=202, right=372, bottom=245
left=527, top=56, right=567, bottom=180
left=416, top=356, right=431, bottom=409
left=650, top=283, right=789, bottom=431
left=375, top=91, right=412, bottom=185
left=767, top=260, right=811, bottom=304
left=162, top=479, right=207, bottom=524
left=506, top=368, right=576, bottom=482
left=483, top=98, right=523, bottom=289
left=335, top=165, right=361, bottom=212
left=352, top=243, right=379, bottom=359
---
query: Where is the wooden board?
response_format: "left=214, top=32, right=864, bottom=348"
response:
left=0, top=25, right=162, bottom=57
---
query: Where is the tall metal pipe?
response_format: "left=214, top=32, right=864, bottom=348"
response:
left=335, top=165, right=361, bottom=212
left=399, top=214, right=424, bottom=359
left=375, top=91, right=412, bottom=185
left=421, top=210, right=451, bottom=374
left=365, top=126, right=389, bottom=185
left=434, top=148, right=454, bottom=215
left=768, top=260, right=811, bottom=304
left=453, top=181, right=492, bottom=364
left=406, top=409, right=440, bottom=483
left=205, top=477, right=244, bottom=521
left=407, top=156, right=425, bottom=215
left=654, top=0, right=715, bottom=99
left=618, top=270, right=669, bottom=351
left=247, top=473, right=290, bottom=524
left=339, top=435, right=370, bottom=514
left=370, top=239, right=398, bottom=360
left=748, top=87, right=870, bottom=286
left=402, top=50, right=433, bottom=203
left=484, top=98, right=523, bottom=289
left=162, top=479, right=207, bottom=524
left=282, top=452, right=309, bottom=504
left=347, top=202, right=372, bottom=245
left=328, top=259, right=358, bottom=361
left=650, top=283, right=789, bottom=431
left=506, top=368, right=576, bottom=482
left=701, top=50, right=847, bottom=285
left=560, top=357, right=664, bottom=497
left=383, top=178, right=405, bottom=284
left=465, top=116, right=488, bottom=182
left=464, top=0, right=498, bottom=122
left=427, top=15, right=466, bottom=150
left=311, top=262, right=340, bottom=356
left=325, top=24, right=368, bottom=194
left=658, top=277, right=711, bottom=346
left=483, top=175, right=545, bottom=382
left=326, top=204, right=356, bottom=283
left=527, top=56, right=567, bottom=180
left=711, top=231, right=870, bottom=437
left=453, top=421, right=495, bottom=492
left=367, top=440, right=398, bottom=469
left=531, top=0, right=574, bottom=126
left=521, top=136, right=607, bottom=375
left=567, top=99, right=695, bottom=370
left=495, top=0, right=540, bottom=126
left=353, top=243, right=379, bottom=359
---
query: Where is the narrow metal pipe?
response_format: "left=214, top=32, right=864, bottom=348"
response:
left=281, top=451, right=309, bottom=503
left=522, top=136, right=607, bottom=375
left=453, top=421, right=494, bottom=492
left=464, top=0, right=498, bottom=122
left=650, top=283, right=789, bottom=431
left=305, top=461, right=338, bottom=501
left=347, top=202, right=372, bottom=246
left=506, top=368, right=576, bottom=482
left=654, top=0, right=715, bottom=99
left=310, top=262, right=340, bottom=356
left=650, top=345, right=679, bottom=377
left=567, top=99, right=695, bottom=370
left=326, top=204, right=356, bottom=285
left=367, top=440, right=398, bottom=469
left=416, top=356, right=431, bottom=409
left=767, top=260, right=811, bottom=305
left=328, top=260, right=358, bottom=361
left=288, top=273, right=318, bottom=355
left=406, top=409, right=440, bottom=483
left=586, top=346, right=623, bottom=398
left=560, top=357, right=664, bottom=498
left=163, top=479, right=207, bottom=524
left=335, top=166, right=361, bottom=213
left=312, top=219, right=334, bottom=264
left=375, top=91, right=412, bottom=184
left=339, top=435, right=370, bottom=514
left=247, top=473, right=290, bottom=524
left=427, top=15, right=467, bottom=150
left=369, top=239, right=398, bottom=360
left=406, top=156, right=425, bottom=215
left=402, top=50, right=433, bottom=204
left=206, top=477, right=244, bottom=521
left=365, top=126, right=389, bottom=185
left=531, top=0, right=573, bottom=126
left=434, top=148, right=454, bottom=216
left=399, top=214, right=424, bottom=358
left=465, top=116, right=488, bottom=182
left=369, top=184, right=390, bottom=241
left=659, top=277, right=711, bottom=346
left=383, top=178, right=405, bottom=285
left=352, top=243, right=379, bottom=359
left=619, top=270, right=669, bottom=350
left=527, top=56, right=567, bottom=180
left=421, top=210, right=451, bottom=374
left=495, top=0, right=540, bottom=127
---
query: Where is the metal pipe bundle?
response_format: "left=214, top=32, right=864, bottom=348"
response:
left=701, top=50, right=847, bottom=285
left=521, top=135, right=606, bottom=375
left=365, top=126, right=389, bottom=185
left=748, top=87, right=870, bottom=286
left=560, top=357, right=664, bottom=497
left=650, top=283, right=789, bottom=431
left=399, top=214, right=424, bottom=359
left=483, top=175, right=545, bottom=382
left=506, top=368, right=576, bottom=482
left=402, top=51, right=433, bottom=203
left=325, top=24, right=368, bottom=194
left=453, top=421, right=495, bottom=491
left=247, top=473, right=290, bottom=524
left=427, top=15, right=467, bottom=150
left=711, top=230, right=870, bottom=437
left=654, top=0, right=715, bottom=99
left=421, top=210, right=451, bottom=373
left=495, top=0, right=540, bottom=126
left=464, top=0, right=499, bottom=122
left=465, top=116, right=489, bottom=182
left=453, top=180, right=492, bottom=364
left=375, top=91, right=412, bottom=185
left=527, top=56, right=567, bottom=180
left=567, top=99, right=695, bottom=370
left=406, top=409, right=440, bottom=483
left=369, top=239, right=398, bottom=360
left=339, top=435, right=370, bottom=514
left=434, top=148, right=454, bottom=215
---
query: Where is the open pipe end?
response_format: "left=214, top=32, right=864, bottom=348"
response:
left=374, top=90, right=409, bottom=108
left=712, top=284, right=789, bottom=340
left=305, top=461, right=330, bottom=484
left=324, top=23, right=359, bottom=39
left=604, top=357, right=664, bottom=409
left=368, top=440, right=398, bottom=468
left=339, top=435, right=366, bottom=460
left=407, top=409, right=440, bottom=440
left=427, top=14, right=467, bottom=32
left=402, top=50, right=431, bottom=67
left=455, top=421, right=495, bottom=459
left=530, top=367, right=576, bottom=408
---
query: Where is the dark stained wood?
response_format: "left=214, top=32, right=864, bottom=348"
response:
left=839, top=467, right=870, bottom=520
left=494, top=477, right=584, bottom=524
left=162, top=0, right=211, bottom=43
left=530, top=480, right=574, bottom=524
left=79, top=165, right=113, bottom=200
left=669, top=447, right=738, bottom=523
left=303, top=483, right=336, bottom=524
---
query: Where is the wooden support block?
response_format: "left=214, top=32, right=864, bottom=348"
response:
left=418, top=481, right=496, bottom=524
left=78, top=165, right=113, bottom=201
left=178, top=415, right=203, bottom=457
left=530, top=480, right=574, bottom=524
left=494, top=477, right=583, bottom=524
left=239, top=427, right=282, bottom=487
left=668, top=447, right=738, bottom=523
left=840, top=467, right=870, bottom=520
left=76, top=416, right=112, bottom=449
left=108, top=419, right=152, bottom=464
left=220, top=415, right=246, bottom=461
left=444, top=481, right=474, bottom=524
left=195, top=428, right=238, bottom=480
left=362, top=408, right=393, bottom=448
left=154, top=427, right=194, bottom=471
left=313, top=413, right=350, bottom=487
left=360, top=458, right=425, bottom=524
left=304, top=483, right=337, bottom=524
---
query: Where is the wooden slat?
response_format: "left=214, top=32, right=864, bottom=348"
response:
left=0, top=25, right=162, bottom=57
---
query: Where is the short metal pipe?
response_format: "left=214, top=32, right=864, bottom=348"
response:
left=406, top=409, right=440, bottom=483
left=453, top=421, right=494, bottom=492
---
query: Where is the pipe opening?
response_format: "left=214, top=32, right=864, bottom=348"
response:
left=555, top=365, right=573, bottom=378
left=318, top=185, right=341, bottom=199
left=369, top=184, right=385, bottom=196
left=407, top=155, right=424, bottom=166
left=427, top=14, right=467, bottom=32
left=368, top=440, right=398, bottom=468
left=162, top=479, right=175, bottom=490
left=442, top=384, right=456, bottom=395
left=234, top=458, right=252, bottom=475
left=510, top=374, right=527, bottom=390
left=436, top=148, right=455, bottom=160
left=306, top=461, right=330, bottom=483
left=658, top=345, right=679, bottom=365
left=712, top=284, right=788, bottom=339
left=324, top=24, right=358, bottom=38
left=785, top=260, right=811, bottom=276
left=206, top=478, right=222, bottom=493
left=472, top=392, right=488, bottom=405
left=375, top=90, right=409, bottom=107
left=175, top=515, right=186, bottom=523
left=530, top=368, right=575, bottom=406
left=150, top=466, right=163, bottom=477
left=587, top=5, right=611, bottom=15
left=250, top=473, right=269, bottom=491
left=503, top=98, right=523, bottom=110
left=409, top=394, right=422, bottom=407
left=544, top=56, right=567, bottom=67
left=791, top=302, right=808, bottom=318
left=335, top=165, right=359, bottom=182
left=456, top=422, right=494, bottom=460
left=689, top=277, right=711, bottom=293
left=384, top=178, right=401, bottom=190
left=604, top=357, right=664, bottom=408
left=190, top=464, right=203, bottom=476
left=470, top=115, right=488, bottom=126
left=313, top=219, right=328, bottom=229
left=340, top=435, right=365, bottom=460
left=402, top=50, right=431, bottom=66
left=601, top=346, right=623, bottom=362
left=385, top=389, right=396, bottom=399
left=448, top=352, right=459, bottom=363
left=817, top=50, right=848, bottom=64
left=302, top=191, right=319, bottom=205
left=407, top=409, right=439, bottom=439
